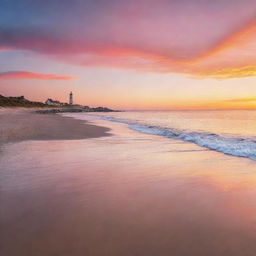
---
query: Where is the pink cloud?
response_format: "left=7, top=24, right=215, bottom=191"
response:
left=0, top=71, right=78, bottom=81
left=0, top=16, right=255, bottom=80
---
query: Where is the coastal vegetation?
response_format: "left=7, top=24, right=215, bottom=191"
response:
left=0, top=95, right=115, bottom=112
left=0, top=95, right=47, bottom=107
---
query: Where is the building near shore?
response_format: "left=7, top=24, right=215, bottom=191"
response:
left=45, top=99, right=65, bottom=106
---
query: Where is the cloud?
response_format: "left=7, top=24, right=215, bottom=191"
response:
left=224, top=98, right=256, bottom=103
left=193, top=66, right=256, bottom=80
left=0, top=11, right=255, bottom=80
left=192, top=19, right=256, bottom=62
left=0, top=71, right=77, bottom=80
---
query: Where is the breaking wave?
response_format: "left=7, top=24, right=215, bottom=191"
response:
left=100, top=116, right=256, bottom=160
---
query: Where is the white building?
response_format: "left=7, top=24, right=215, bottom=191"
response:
left=45, top=99, right=65, bottom=106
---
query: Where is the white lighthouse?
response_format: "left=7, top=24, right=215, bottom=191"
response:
left=69, top=91, right=73, bottom=105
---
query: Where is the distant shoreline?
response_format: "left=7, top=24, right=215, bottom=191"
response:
left=35, top=107, right=118, bottom=114
left=0, top=95, right=117, bottom=112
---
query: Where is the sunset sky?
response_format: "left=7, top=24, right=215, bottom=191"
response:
left=0, top=0, right=255, bottom=110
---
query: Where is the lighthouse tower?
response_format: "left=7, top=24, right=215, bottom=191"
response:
left=69, top=91, right=73, bottom=105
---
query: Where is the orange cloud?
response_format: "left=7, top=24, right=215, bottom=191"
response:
left=224, top=98, right=256, bottom=103
left=193, top=66, right=256, bottom=79
left=0, top=71, right=78, bottom=80
left=196, top=19, right=256, bottom=62
left=67, top=20, right=256, bottom=79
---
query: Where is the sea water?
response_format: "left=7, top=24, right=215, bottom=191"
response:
left=69, top=110, right=256, bottom=160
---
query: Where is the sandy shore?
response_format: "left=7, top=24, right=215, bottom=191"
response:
left=0, top=108, right=111, bottom=145
left=1, top=113, right=256, bottom=256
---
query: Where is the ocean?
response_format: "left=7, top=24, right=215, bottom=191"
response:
left=70, top=110, right=256, bottom=160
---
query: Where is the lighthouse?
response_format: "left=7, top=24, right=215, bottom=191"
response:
left=69, top=91, right=73, bottom=105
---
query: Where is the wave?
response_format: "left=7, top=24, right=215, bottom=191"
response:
left=99, top=116, right=256, bottom=160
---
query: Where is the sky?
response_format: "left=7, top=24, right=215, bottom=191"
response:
left=0, top=0, right=255, bottom=110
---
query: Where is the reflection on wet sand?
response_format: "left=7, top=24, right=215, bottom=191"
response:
left=1, top=121, right=256, bottom=256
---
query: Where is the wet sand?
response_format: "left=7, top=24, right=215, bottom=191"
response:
left=1, top=117, right=256, bottom=255
left=0, top=108, right=111, bottom=145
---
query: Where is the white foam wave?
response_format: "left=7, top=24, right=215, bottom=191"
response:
left=100, top=116, right=256, bottom=160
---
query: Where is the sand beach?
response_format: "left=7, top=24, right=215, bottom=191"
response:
left=1, top=110, right=256, bottom=256
left=0, top=108, right=111, bottom=145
